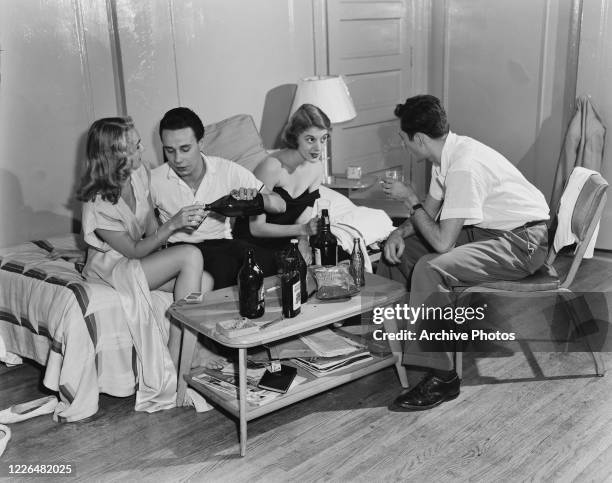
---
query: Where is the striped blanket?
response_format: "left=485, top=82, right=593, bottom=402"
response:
left=0, top=234, right=173, bottom=422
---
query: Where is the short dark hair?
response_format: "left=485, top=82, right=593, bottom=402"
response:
left=159, top=107, right=205, bottom=141
left=394, top=95, right=449, bottom=140
left=282, top=103, right=331, bottom=149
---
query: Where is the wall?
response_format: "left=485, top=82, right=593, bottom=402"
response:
left=0, top=0, right=116, bottom=247
left=116, top=0, right=316, bottom=167
left=432, top=0, right=575, bottom=204
left=0, top=0, right=316, bottom=247
left=576, top=0, right=612, bottom=249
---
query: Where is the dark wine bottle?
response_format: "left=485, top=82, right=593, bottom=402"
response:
left=280, top=252, right=301, bottom=318
left=289, top=238, right=308, bottom=303
left=237, top=248, right=265, bottom=319
left=311, top=209, right=337, bottom=266
left=204, top=192, right=265, bottom=217
left=349, top=237, right=365, bottom=287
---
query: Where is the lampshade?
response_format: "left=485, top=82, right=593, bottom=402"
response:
left=290, top=75, right=357, bottom=123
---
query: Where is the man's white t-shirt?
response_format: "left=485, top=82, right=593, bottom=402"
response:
left=150, top=154, right=263, bottom=243
left=429, top=132, right=549, bottom=230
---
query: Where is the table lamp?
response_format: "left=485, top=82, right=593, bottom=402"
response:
left=290, top=75, right=357, bottom=183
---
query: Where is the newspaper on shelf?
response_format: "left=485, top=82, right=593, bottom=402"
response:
left=299, top=328, right=366, bottom=357
left=292, top=348, right=373, bottom=377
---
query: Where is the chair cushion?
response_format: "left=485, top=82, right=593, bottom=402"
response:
left=203, top=114, right=269, bottom=172
left=457, top=264, right=561, bottom=292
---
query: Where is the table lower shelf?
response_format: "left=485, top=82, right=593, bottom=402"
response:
left=185, top=353, right=396, bottom=421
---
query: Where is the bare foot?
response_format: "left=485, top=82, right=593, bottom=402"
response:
left=191, top=345, right=226, bottom=370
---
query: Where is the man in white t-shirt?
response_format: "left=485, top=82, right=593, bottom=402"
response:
left=377, top=95, right=550, bottom=411
left=150, top=107, right=286, bottom=289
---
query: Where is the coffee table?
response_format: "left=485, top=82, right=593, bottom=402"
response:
left=168, top=272, right=408, bottom=456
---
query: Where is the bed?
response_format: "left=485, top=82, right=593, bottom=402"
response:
left=0, top=234, right=173, bottom=422
left=0, top=114, right=394, bottom=422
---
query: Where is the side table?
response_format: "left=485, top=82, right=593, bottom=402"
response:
left=168, top=273, right=408, bottom=456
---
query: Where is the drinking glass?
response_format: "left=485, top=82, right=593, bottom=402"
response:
left=384, top=169, right=404, bottom=183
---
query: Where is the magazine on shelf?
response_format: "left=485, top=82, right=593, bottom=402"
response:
left=293, top=349, right=374, bottom=377
left=267, top=328, right=368, bottom=359
left=192, top=368, right=279, bottom=406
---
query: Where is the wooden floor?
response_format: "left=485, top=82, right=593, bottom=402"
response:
left=1, top=253, right=612, bottom=481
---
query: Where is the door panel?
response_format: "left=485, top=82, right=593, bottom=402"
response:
left=327, top=0, right=424, bottom=197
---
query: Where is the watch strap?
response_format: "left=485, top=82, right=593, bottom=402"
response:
left=410, top=203, right=423, bottom=216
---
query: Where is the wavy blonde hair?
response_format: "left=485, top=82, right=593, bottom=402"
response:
left=77, top=116, right=135, bottom=204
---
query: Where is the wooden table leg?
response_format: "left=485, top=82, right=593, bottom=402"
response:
left=177, top=326, right=197, bottom=407
left=382, top=317, right=409, bottom=388
left=238, top=348, right=248, bottom=456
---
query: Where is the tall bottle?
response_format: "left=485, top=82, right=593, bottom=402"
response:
left=204, top=192, right=265, bottom=217
left=237, top=248, right=265, bottom=319
left=349, top=237, right=365, bottom=287
left=310, top=208, right=337, bottom=266
left=280, top=252, right=301, bottom=318
left=289, top=238, right=308, bottom=303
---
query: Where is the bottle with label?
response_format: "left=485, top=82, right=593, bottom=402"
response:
left=237, top=248, right=265, bottom=319
left=349, top=237, right=365, bottom=287
left=204, top=192, right=265, bottom=217
left=310, top=208, right=337, bottom=266
left=280, top=253, right=301, bottom=318
left=289, top=238, right=308, bottom=303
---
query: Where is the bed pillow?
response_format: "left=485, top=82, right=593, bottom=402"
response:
left=203, top=114, right=269, bottom=173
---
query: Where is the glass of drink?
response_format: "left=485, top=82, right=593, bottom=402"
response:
left=384, top=169, right=404, bottom=183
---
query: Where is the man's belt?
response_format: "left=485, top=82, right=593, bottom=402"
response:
left=514, top=219, right=548, bottom=230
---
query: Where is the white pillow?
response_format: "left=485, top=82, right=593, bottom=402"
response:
left=316, top=186, right=356, bottom=219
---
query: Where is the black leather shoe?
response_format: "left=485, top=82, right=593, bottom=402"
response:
left=388, top=372, right=460, bottom=411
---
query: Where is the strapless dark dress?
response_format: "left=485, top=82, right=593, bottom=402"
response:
left=233, top=186, right=319, bottom=274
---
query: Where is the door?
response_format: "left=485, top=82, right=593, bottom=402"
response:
left=326, top=0, right=425, bottom=197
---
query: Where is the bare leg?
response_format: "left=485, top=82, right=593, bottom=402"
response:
left=140, top=245, right=203, bottom=300
left=156, top=269, right=215, bottom=295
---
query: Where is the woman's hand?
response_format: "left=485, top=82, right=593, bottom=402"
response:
left=302, top=216, right=319, bottom=236
left=169, top=205, right=208, bottom=232
left=48, top=248, right=85, bottom=263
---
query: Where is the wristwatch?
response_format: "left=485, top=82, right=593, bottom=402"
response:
left=410, top=202, right=423, bottom=216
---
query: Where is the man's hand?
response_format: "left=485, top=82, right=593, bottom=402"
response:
left=383, top=229, right=405, bottom=264
left=230, top=187, right=258, bottom=200
left=381, top=179, right=419, bottom=205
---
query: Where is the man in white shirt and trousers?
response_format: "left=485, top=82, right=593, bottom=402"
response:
left=377, top=95, right=550, bottom=411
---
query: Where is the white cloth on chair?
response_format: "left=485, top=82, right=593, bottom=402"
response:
left=553, top=166, right=600, bottom=258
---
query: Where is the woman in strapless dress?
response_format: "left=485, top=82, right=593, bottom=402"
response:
left=233, top=104, right=331, bottom=274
